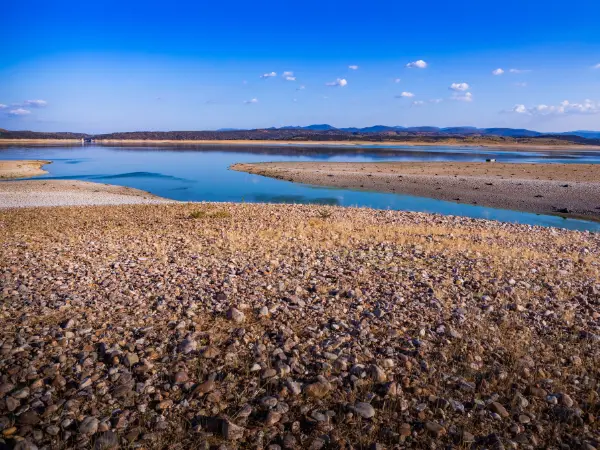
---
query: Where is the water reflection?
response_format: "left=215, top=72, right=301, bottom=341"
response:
left=0, top=144, right=599, bottom=231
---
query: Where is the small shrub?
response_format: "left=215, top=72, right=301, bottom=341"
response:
left=316, top=209, right=333, bottom=219
left=189, top=208, right=232, bottom=220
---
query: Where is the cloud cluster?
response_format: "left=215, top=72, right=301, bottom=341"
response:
left=449, top=82, right=470, bottom=91
left=406, top=60, right=427, bottom=69
left=451, top=92, right=473, bottom=102
left=348, top=65, right=359, bottom=70
left=282, top=71, right=296, bottom=81
left=8, top=108, right=31, bottom=116
left=22, top=99, right=48, bottom=107
left=510, top=99, right=599, bottom=116
left=493, top=68, right=530, bottom=75
left=260, top=72, right=277, bottom=78
left=325, top=78, right=348, bottom=87
left=1, top=99, right=48, bottom=118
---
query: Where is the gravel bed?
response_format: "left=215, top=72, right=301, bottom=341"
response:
left=0, top=203, right=598, bottom=449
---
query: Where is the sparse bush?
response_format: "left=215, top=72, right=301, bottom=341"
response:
left=189, top=208, right=232, bottom=220
left=316, top=209, right=333, bottom=219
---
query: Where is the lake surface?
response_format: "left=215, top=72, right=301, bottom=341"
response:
left=2, top=143, right=600, bottom=232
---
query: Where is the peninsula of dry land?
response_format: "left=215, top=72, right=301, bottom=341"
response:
left=0, top=160, right=50, bottom=179
left=0, top=202, right=599, bottom=449
left=232, top=162, right=600, bottom=221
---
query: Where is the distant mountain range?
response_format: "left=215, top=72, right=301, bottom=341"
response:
left=2, top=126, right=600, bottom=146
left=218, top=125, right=600, bottom=139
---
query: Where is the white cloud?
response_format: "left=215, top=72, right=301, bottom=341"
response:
left=393, top=78, right=401, bottom=83
left=0, top=104, right=7, bottom=109
left=492, top=68, right=504, bottom=76
left=23, top=99, right=47, bottom=107
left=509, top=99, right=600, bottom=115
left=284, top=76, right=296, bottom=81
left=509, top=69, right=530, bottom=74
left=429, top=99, right=443, bottom=104
left=514, top=82, right=527, bottom=87
left=348, top=65, right=359, bottom=70
left=594, top=63, right=600, bottom=69
left=412, top=100, right=425, bottom=106
left=260, top=72, right=277, bottom=78
left=406, top=60, right=428, bottom=69
left=397, top=91, right=415, bottom=98
left=449, top=82, right=470, bottom=92
left=512, top=104, right=528, bottom=114
left=282, top=71, right=296, bottom=81
left=325, top=78, right=348, bottom=87
left=451, top=92, right=473, bottom=102
left=8, top=108, right=31, bottom=116
left=244, top=98, right=258, bottom=104
left=296, top=85, right=306, bottom=90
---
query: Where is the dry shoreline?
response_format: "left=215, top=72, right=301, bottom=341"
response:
left=0, top=159, right=51, bottom=179
left=0, top=202, right=598, bottom=449
left=0, top=180, right=173, bottom=208
left=2, top=138, right=600, bottom=151
left=232, top=161, right=600, bottom=221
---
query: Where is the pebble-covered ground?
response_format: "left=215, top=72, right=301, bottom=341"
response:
left=231, top=162, right=600, bottom=221
left=0, top=181, right=173, bottom=209
left=0, top=203, right=599, bottom=450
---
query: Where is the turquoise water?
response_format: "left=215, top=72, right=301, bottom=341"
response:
left=1, top=143, right=599, bottom=232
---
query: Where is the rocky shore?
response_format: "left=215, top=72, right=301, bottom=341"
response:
left=0, top=180, right=172, bottom=209
left=1, top=202, right=599, bottom=449
left=0, top=161, right=51, bottom=179
left=232, top=162, right=600, bottom=221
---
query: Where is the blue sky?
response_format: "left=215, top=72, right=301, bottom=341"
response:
left=1, top=0, right=599, bottom=133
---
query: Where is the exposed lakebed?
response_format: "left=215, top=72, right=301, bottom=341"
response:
left=1, top=143, right=600, bottom=231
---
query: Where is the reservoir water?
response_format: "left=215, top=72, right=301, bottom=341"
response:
left=1, top=143, right=600, bottom=232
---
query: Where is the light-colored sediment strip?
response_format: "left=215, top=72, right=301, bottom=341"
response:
left=2, top=138, right=598, bottom=151
left=232, top=161, right=600, bottom=220
left=0, top=180, right=174, bottom=208
left=0, top=160, right=51, bottom=179
left=93, top=139, right=600, bottom=151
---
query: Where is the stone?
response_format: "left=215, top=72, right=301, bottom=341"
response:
left=369, top=364, right=387, bottom=382
left=560, top=393, right=574, bottom=407
left=79, top=416, right=99, bottom=435
left=173, top=371, right=189, bottom=384
left=221, top=419, right=245, bottom=441
left=489, top=401, right=510, bottom=418
left=286, top=379, right=302, bottom=396
left=6, top=396, right=19, bottom=412
left=156, top=400, right=174, bottom=410
left=399, top=423, right=411, bottom=437
left=425, top=421, right=446, bottom=438
left=354, top=402, right=376, bottom=419
left=304, top=381, right=330, bottom=399
left=265, top=411, right=282, bottom=426
left=13, top=440, right=38, bottom=450
left=124, top=352, right=139, bottom=366
left=227, top=308, right=245, bottom=323
left=19, top=411, right=40, bottom=425
left=194, top=380, right=216, bottom=395
left=94, top=431, right=119, bottom=450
